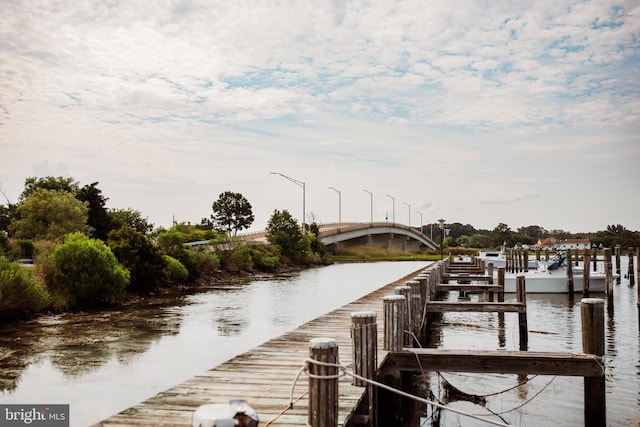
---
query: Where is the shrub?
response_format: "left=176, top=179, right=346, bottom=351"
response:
left=191, top=249, right=220, bottom=276
left=248, top=243, right=281, bottom=272
left=0, top=257, right=49, bottom=318
left=0, top=233, right=8, bottom=256
left=49, top=232, right=129, bottom=308
left=8, top=239, right=35, bottom=261
left=108, top=226, right=168, bottom=293
left=164, top=255, right=189, bottom=283
left=218, top=244, right=251, bottom=272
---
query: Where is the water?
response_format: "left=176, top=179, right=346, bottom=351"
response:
left=0, top=261, right=428, bottom=426
left=1, top=259, right=638, bottom=426
left=419, top=257, right=639, bottom=426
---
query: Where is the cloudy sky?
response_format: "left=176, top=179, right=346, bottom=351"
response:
left=1, top=0, right=639, bottom=234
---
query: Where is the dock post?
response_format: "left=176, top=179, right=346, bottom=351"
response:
left=407, top=280, right=422, bottom=344
left=566, top=249, right=574, bottom=294
left=394, top=286, right=412, bottom=346
left=604, top=248, right=613, bottom=298
left=497, top=267, right=505, bottom=302
left=615, top=245, right=621, bottom=284
left=308, top=338, right=339, bottom=427
left=580, top=299, right=605, bottom=427
left=350, top=311, right=377, bottom=427
left=583, top=250, right=591, bottom=294
left=351, top=311, right=377, bottom=386
left=383, top=295, right=406, bottom=351
left=628, top=247, right=635, bottom=286
left=516, top=274, right=528, bottom=350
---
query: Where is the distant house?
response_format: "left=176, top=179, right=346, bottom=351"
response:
left=534, top=237, right=590, bottom=251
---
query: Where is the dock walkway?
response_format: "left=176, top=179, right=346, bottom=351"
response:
left=96, top=265, right=431, bottom=426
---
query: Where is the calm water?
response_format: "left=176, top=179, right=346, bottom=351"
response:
left=0, top=261, right=428, bottom=426
left=421, top=256, right=639, bottom=426
left=1, top=259, right=638, bottom=426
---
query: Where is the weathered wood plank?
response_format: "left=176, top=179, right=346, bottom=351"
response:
left=425, top=301, right=526, bottom=313
left=385, top=349, right=604, bottom=377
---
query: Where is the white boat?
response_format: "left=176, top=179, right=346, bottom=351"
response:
left=478, top=246, right=538, bottom=270
left=499, top=253, right=610, bottom=293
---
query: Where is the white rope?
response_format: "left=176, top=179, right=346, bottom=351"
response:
left=295, top=357, right=512, bottom=427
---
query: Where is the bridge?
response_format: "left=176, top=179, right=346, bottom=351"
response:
left=239, top=222, right=439, bottom=251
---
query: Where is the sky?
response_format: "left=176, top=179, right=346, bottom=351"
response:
left=1, top=0, right=639, bottom=234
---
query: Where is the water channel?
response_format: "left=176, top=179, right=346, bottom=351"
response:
left=1, top=259, right=638, bottom=426
left=0, top=261, right=429, bottom=426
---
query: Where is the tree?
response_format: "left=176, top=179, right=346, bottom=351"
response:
left=211, top=191, right=254, bottom=237
left=108, top=208, right=153, bottom=234
left=19, top=176, right=79, bottom=202
left=78, top=182, right=113, bottom=241
left=108, top=226, right=168, bottom=293
left=490, top=223, right=513, bottom=247
left=9, top=189, right=90, bottom=240
left=266, top=209, right=308, bottom=261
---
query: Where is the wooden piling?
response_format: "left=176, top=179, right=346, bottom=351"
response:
left=516, top=274, right=528, bottom=350
left=308, top=338, right=339, bottom=427
left=566, top=249, right=574, bottom=294
left=394, top=286, right=412, bottom=346
left=628, top=247, right=635, bottom=286
left=583, top=250, right=591, bottom=294
left=350, top=311, right=377, bottom=387
left=580, top=299, right=605, bottom=427
left=604, top=248, right=613, bottom=297
left=497, top=267, right=505, bottom=302
left=615, top=245, right=621, bottom=284
left=523, top=248, right=529, bottom=272
left=383, top=295, right=406, bottom=351
left=406, top=280, right=422, bottom=344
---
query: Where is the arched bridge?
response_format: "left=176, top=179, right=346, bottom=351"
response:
left=240, top=222, right=439, bottom=251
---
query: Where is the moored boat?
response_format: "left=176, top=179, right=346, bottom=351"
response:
left=498, top=252, right=611, bottom=293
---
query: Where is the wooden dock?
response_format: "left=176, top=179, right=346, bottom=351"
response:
left=95, top=265, right=433, bottom=427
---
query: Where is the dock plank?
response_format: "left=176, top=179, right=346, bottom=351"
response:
left=95, top=264, right=431, bottom=426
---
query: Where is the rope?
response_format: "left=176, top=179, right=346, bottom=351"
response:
left=296, top=357, right=512, bottom=427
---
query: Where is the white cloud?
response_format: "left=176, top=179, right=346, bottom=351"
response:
left=1, top=0, right=638, bottom=232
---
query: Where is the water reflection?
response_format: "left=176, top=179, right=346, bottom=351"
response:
left=0, top=301, right=184, bottom=391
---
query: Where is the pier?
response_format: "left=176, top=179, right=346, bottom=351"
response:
left=96, top=258, right=606, bottom=427
left=95, top=266, right=432, bottom=426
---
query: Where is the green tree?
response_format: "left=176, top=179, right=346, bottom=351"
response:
left=211, top=191, right=254, bottom=237
left=108, top=208, right=154, bottom=234
left=490, top=223, right=513, bottom=247
left=78, top=182, right=113, bottom=241
left=49, top=232, right=129, bottom=308
left=19, top=176, right=80, bottom=202
left=9, top=189, right=90, bottom=240
left=266, top=209, right=308, bottom=262
left=108, top=225, right=168, bottom=293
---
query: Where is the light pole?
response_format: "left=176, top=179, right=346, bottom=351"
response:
left=363, top=190, right=373, bottom=223
left=270, top=172, right=306, bottom=234
left=416, top=211, right=423, bottom=233
left=438, top=218, right=446, bottom=259
left=385, top=194, right=395, bottom=223
left=328, top=186, right=341, bottom=225
left=402, top=202, right=411, bottom=227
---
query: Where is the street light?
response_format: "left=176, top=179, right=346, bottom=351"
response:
left=438, top=218, right=446, bottom=259
left=328, top=186, right=341, bottom=225
left=385, top=194, right=395, bottom=223
left=363, top=190, right=373, bottom=223
left=416, top=211, right=423, bottom=232
left=270, top=172, right=306, bottom=234
left=402, top=202, right=411, bottom=227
